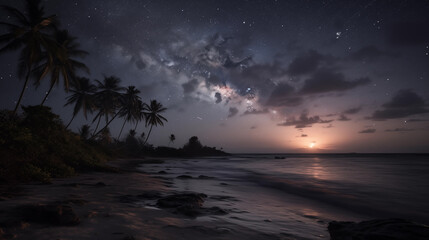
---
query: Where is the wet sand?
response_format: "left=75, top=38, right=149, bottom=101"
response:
left=0, top=158, right=281, bottom=240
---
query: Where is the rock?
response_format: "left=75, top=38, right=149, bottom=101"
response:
left=157, top=193, right=207, bottom=208
left=95, top=182, right=106, bottom=187
left=175, top=205, right=201, bottom=217
left=328, top=218, right=429, bottom=240
left=157, top=193, right=228, bottom=218
left=20, top=204, right=80, bottom=226
left=198, top=175, right=214, bottom=179
left=119, top=191, right=162, bottom=203
left=176, top=175, right=193, bottom=179
left=137, top=191, right=162, bottom=200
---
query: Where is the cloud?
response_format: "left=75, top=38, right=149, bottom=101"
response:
left=337, top=114, right=351, bottom=121
left=225, top=61, right=289, bottom=108
left=250, top=125, right=257, bottom=129
left=407, top=119, right=429, bottom=122
left=287, top=50, right=333, bottom=76
left=385, top=128, right=415, bottom=132
left=242, top=108, right=269, bottom=116
left=300, top=68, right=371, bottom=94
left=348, top=45, right=394, bottom=61
left=386, top=22, right=429, bottom=46
left=182, top=78, right=199, bottom=94
left=359, top=128, right=376, bottom=134
left=228, top=107, right=239, bottom=118
left=278, top=112, right=333, bottom=128
left=343, top=107, right=362, bottom=115
left=301, top=134, right=308, bottom=137
left=370, top=89, right=429, bottom=120
left=266, top=83, right=303, bottom=107
left=223, top=55, right=253, bottom=69
left=214, top=92, right=222, bottom=103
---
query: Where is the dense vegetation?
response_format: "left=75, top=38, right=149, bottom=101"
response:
left=0, top=106, right=112, bottom=183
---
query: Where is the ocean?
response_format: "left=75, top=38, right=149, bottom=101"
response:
left=139, top=154, right=429, bottom=239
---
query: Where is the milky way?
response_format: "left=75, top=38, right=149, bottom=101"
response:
left=1, top=0, right=428, bottom=152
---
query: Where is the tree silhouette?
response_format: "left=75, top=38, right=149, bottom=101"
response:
left=64, top=77, right=96, bottom=129
left=91, top=75, right=123, bottom=136
left=37, top=30, right=89, bottom=105
left=143, top=100, right=167, bottom=145
left=78, top=124, right=90, bottom=140
left=117, top=86, right=142, bottom=140
left=169, top=134, right=176, bottom=146
left=0, top=0, right=56, bottom=114
left=184, top=136, right=202, bottom=150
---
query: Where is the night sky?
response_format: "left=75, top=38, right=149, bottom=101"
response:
left=1, top=0, right=429, bottom=153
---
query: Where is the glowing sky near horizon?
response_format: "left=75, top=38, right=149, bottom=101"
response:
left=0, top=0, right=429, bottom=153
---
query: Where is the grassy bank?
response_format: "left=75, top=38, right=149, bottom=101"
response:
left=0, top=106, right=113, bottom=183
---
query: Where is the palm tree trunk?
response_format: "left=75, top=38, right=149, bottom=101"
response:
left=118, top=119, right=126, bottom=140
left=143, top=125, right=153, bottom=145
left=93, top=111, right=121, bottom=138
left=133, top=121, right=139, bottom=131
left=13, top=66, right=32, bottom=114
left=65, top=114, right=76, bottom=129
left=92, top=115, right=102, bottom=136
left=41, top=83, right=55, bottom=106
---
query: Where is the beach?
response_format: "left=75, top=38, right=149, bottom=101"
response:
left=0, top=158, right=282, bottom=240
left=1, top=155, right=429, bottom=240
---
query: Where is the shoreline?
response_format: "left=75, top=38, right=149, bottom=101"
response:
left=0, top=158, right=282, bottom=240
left=2, top=157, right=429, bottom=240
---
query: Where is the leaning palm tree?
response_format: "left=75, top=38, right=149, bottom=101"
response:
left=143, top=100, right=167, bottom=145
left=64, top=77, right=96, bottom=129
left=117, top=86, right=142, bottom=140
left=133, top=100, right=148, bottom=131
left=0, top=0, right=56, bottom=114
left=36, top=29, right=89, bottom=105
left=91, top=75, right=123, bottom=136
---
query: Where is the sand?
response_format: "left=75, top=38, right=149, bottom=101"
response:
left=0, top=159, right=281, bottom=240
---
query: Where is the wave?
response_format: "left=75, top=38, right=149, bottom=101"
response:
left=237, top=169, right=414, bottom=220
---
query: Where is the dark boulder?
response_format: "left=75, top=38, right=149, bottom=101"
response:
left=157, top=193, right=207, bottom=208
left=176, top=175, right=193, bottom=179
left=20, top=204, right=80, bottom=226
left=157, top=193, right=228, bottom=218
left=198, top=175, right=215, bottom=179
left=328, top=218, right=429, bottom=240
left=137, top=191, right=162, bottom=200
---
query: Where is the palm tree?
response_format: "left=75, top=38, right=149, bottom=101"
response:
left=117, top=86, right=142, bottom=140
left=37, top=29, right=89, bottom=105
left=0, top=0, right=56, bottom=114
left=143, top=100, right=167, bottom=145
left=169, top=134, right=176, bottom=146
left=133, top=100, right=148, bottom=131
left=64, top=77, right=96, bottom=129
left=91, top=75, right=123, bottom=136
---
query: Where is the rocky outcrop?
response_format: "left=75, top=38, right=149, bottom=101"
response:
left=176, top=175, right=193, bottom=179
left=157, top=193, right=207, bottom=209
left=328, top=218, right=429, bottom=240
left=20, top=204, right=80, bottom=226
left=157, top=193, right=227, bottom=217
